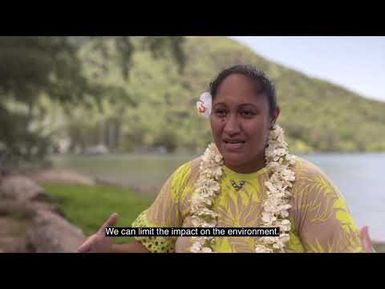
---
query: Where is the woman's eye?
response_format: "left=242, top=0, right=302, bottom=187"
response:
left=215, top=109, right=227, bottom=117
left=241, top=110, right=255, bottom=117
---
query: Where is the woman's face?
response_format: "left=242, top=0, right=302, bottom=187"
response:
left=210, top=74, right=278, bottom=173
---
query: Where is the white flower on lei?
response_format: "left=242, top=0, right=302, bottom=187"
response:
left=189, top=124, right=296, bottom=253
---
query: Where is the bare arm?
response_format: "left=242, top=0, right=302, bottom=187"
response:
left=360, top=226, right=375, bottom=252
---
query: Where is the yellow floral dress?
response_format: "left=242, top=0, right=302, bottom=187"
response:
left=132, top=156, right=363, bottom=252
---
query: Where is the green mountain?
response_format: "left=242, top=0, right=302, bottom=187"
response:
left=61, top=36, right=385, bottom=153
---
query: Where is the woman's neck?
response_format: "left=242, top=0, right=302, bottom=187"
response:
left=224, top=156, right=266, bottom=174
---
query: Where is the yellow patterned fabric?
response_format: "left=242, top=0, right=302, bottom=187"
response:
left=132, top=156, right=363, bottom=253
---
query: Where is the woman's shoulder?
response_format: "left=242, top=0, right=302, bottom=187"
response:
left=166, top=156, right=202, bottom=202
left=291, top=155, right=341, bottom=198
left=173, top=156, right=202, bottom=175
left=292, top=155, right=329, bottom=180
left=168, top=156, right=202, bottom=187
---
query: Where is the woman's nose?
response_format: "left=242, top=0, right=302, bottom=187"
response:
left=223, top=114, right=241, bottom=135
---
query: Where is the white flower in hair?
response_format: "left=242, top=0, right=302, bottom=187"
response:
left=196, top=92, right=212, bottom=118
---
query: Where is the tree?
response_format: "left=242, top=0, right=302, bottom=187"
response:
left=0, top=37, right=90, bottom=165
left=0, top=36, right=186, bottom=166
left=68, top=37, right=186, bottom=153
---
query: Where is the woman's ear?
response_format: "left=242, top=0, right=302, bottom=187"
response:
left=271, top=106, right=280, bottom=127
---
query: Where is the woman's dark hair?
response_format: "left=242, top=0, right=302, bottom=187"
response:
left=209, top=65, right=277, bottom=116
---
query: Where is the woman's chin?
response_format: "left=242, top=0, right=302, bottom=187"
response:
left=222, top=155, right=246, bottom=169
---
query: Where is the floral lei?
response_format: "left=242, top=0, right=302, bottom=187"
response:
left=190, top=93, right=296, bottom=253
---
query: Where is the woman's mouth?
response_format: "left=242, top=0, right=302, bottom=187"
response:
left=223, top=139, right=246, bottom=151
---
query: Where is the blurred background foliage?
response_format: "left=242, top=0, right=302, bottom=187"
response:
left=1, top=36, right=385, bottom=167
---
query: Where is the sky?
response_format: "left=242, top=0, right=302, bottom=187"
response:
left=230, top=37, right=385, bottom=102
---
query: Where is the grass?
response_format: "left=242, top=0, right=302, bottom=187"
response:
left=42, top=183, right=153, bottom=244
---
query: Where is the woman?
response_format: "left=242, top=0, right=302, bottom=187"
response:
left=78, top=65, right=372, bottom=253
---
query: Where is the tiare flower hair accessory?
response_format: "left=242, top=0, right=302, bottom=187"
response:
left=196, top=92, right=212, bottom=118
